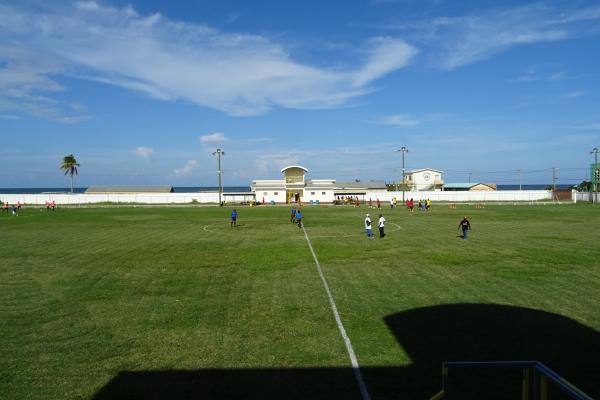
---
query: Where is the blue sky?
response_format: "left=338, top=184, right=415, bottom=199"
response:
left=1, top=0, right=599, bottom=187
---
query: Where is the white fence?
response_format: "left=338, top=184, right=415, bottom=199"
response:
left=574, top=191, right=600, bottom=203
left=2, top=190, right=591, bottom=205
left=0, top=192, right=253, bottom=205
left=364, top=190, right=554, bottom=202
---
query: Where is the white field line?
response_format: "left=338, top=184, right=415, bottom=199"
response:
left=301, top=225, right=372, bottom=400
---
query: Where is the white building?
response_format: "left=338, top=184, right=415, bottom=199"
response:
left=405, top=168, right=444, bottom=191
left=252, top=165, right=386, bottom=204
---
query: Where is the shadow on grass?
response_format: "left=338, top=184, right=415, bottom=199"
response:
left=93, top=304, right=600, bottom=399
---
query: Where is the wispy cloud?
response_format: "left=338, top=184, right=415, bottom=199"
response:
left=173, top=160, right=198, bottom=177
left=376, top=113, right=420, bottom=127
left=352, top=37, right=418, bottom=86
left=559, top=90, right=587, bottom=99
left=576, top=122, right=600, bottom=130
left=134, top=146, right=154, bottom=158
left=386, top=3, right=600, bottom=69
left=512, top=70, right=567, bottom=83
left=225, top=11, right=241, bottom=24
left=0, top=2, right=417, bottom=118
left=199, top=132, right=228, bottom=145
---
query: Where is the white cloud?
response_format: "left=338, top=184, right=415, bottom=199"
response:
left=134, top=146, right=154, bottom=158
left=392, top=4, right=600, bottom=70
left=377, top=114, right=420, bottom=127
left=352, top=37, right=418, bottom=87
left=199, top=132, right=227, bottom=145
left=173, top=160, right=198, bottom=177
left=0, top=2, right=417, bottom=118
left=560, top=90, right=587, bottom=99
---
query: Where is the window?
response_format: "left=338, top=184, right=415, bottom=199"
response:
left=322, top=192, right=326, bottom=195
left=311, top=192, right=315, bottom=195
left=274, top=192, right=278, bottom=195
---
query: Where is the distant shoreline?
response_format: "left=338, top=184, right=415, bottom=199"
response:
left=0, top=184, right=574, bottom=194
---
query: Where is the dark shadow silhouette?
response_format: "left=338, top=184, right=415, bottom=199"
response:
left=93, top=304, right=600, bottom=399
left=380, top=303, right=600, bottom=399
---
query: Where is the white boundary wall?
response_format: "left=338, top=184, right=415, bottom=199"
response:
left=365, top=190, right=553, bottom=202
left=574, top=191, right=600, bottom=203
left=0, top=190, right=573, bottom=205
left=0, top=192, right=253, bottom=205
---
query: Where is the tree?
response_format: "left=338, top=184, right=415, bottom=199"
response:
left=576, top=180, right=592, bottom=192
left=60, top=154, right=80, bottom=193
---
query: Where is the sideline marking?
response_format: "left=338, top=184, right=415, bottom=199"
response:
left=301, top=225, right=372, bottom=400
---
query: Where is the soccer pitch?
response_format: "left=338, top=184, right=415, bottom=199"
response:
left=2, top=204, right=600, bottom=399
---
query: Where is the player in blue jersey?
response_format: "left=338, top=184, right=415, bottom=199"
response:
left=230, top=209, right=237, bottom=227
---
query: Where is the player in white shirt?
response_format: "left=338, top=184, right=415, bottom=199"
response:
left=364, top=214, right=373, bottom=238
left=378, top=214, right=386, bottom=238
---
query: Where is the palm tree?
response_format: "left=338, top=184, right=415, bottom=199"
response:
left=60, top=154, right=80, bottom=193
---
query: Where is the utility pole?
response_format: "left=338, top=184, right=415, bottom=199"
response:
left=468, top=172, right=472, bottom=183
left=552, top=167, right=558, bottom=192
left=212, top=148, right=225, bottom=206
left=517, top=169, right=522, bottom=191
left=592, top=147, right=599, bottom=202
left=396, top=147, right=408, bottom=202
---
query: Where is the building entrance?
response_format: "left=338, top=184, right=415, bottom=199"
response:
left=287, top=190, right=303, bottom=204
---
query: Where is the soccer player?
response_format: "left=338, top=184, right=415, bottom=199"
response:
left=290, top=207, right=297, bottom=223
left=426, top=199, right=431, bottom=211
left=295, top=209, right=302, bottom=228
left=11, top=204, right=17, bottom=216
left=378, top=214, right=386, bottom=238
left=365, top=214, right=373, bottom=238
left=2, top=202, right=8, bottom=213
left=458, top=216, right=471, bottom=239
left=230, top=209, right=237, bottom=227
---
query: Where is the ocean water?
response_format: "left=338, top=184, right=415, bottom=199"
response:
left=0, top=187, right=252, bottom=194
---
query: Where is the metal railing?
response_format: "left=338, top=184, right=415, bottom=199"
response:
left=430, top=360, right=594, bottom=400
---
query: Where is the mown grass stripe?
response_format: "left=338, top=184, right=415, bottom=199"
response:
left=302, top=225, right=372, bottom=400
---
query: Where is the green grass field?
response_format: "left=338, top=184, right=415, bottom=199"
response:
left=2, top=204, right=600, bottom=399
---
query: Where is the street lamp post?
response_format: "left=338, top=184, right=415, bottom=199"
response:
left=517, top=169, right=522, bottom=191
left=592, top=147, right=599, bottom=203
left=396, top=147, right=409, bottom=202
left=212, top=148, right=225, bottom=206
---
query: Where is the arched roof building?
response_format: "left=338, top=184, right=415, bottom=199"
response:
left=252, top=165, right=386, bottom=204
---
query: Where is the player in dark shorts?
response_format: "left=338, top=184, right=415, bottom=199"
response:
left=290, top=208, right=296, bottom=223
left=458, top=216, right=471, bottom=239
left=230, top=209, right=237, bottom=227
left=295, top=209, right=302, bottom=228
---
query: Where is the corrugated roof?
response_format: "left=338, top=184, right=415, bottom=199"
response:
left=444, top=183, right=476, bottom=189
left=336, top=180, right=387, bottom=189
left=444, top=182, right=496, bottom=190
left=85, top=186, right=174, bottom=193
